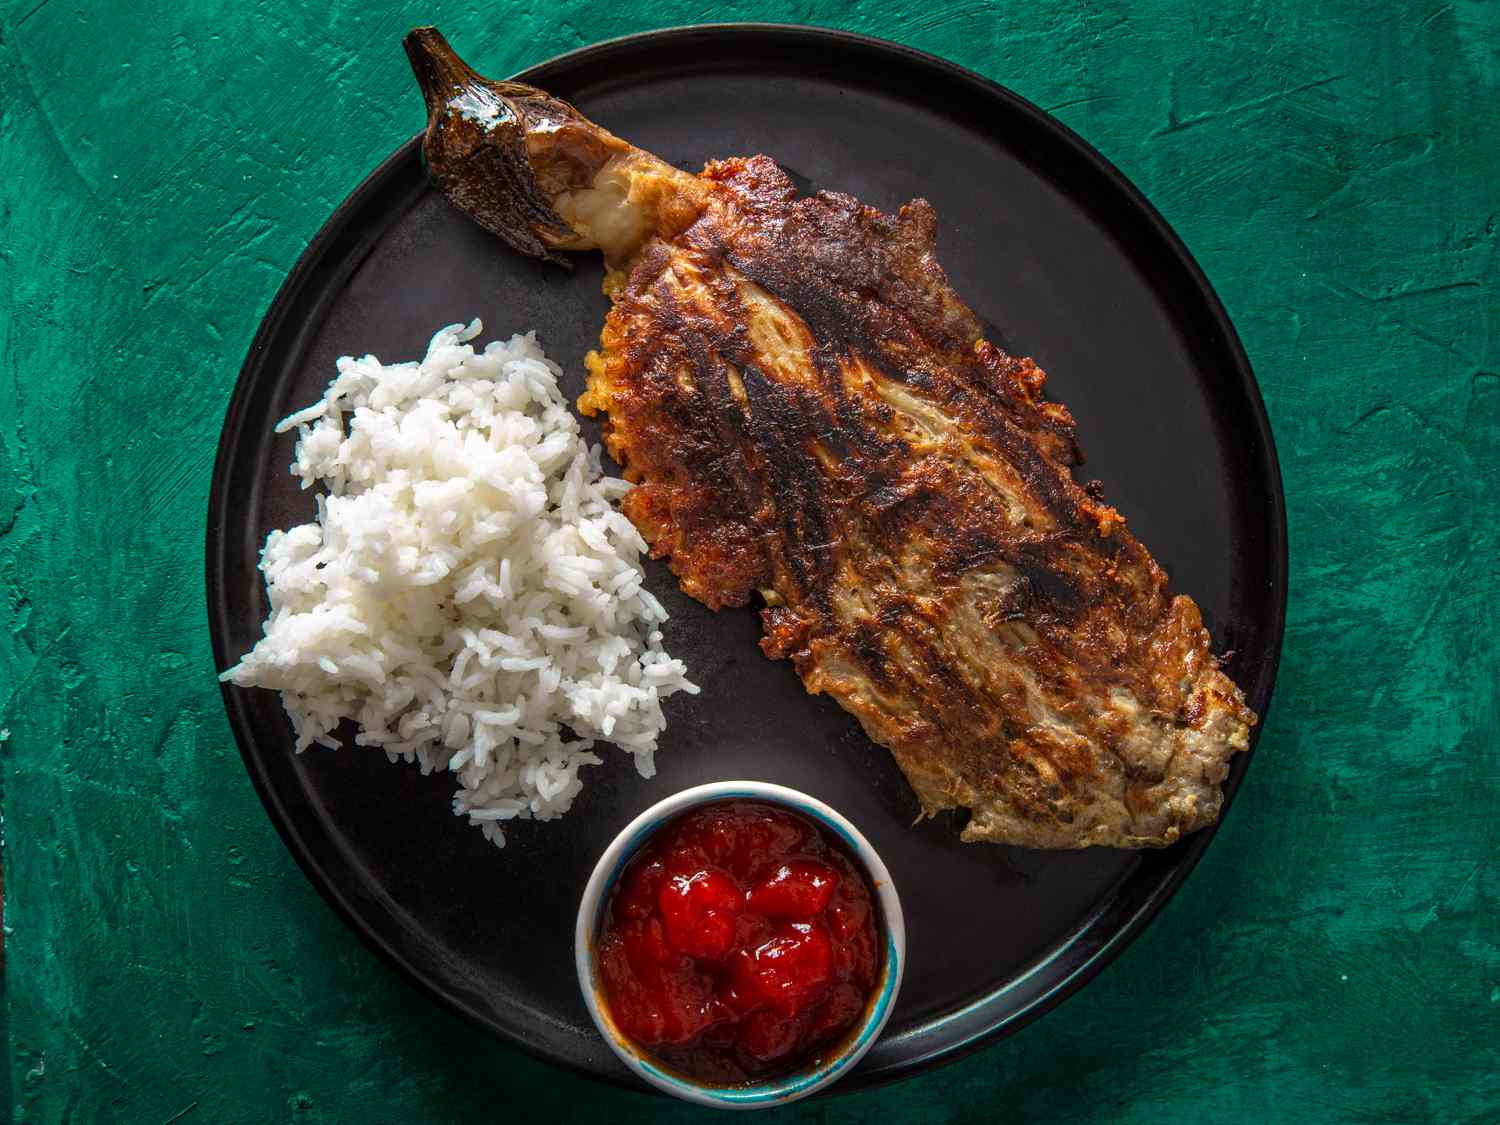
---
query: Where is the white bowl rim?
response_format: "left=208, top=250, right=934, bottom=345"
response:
left=574, top=780, right=907, bottom=1109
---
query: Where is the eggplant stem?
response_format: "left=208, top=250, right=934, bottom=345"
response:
left=404, top=26, right=478, bottom=116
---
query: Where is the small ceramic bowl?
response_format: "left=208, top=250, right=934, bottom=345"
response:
left=575, top=780, right=906, bottom=1109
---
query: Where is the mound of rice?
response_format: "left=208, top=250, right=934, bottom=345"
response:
left=221, top=319, right=697, bottom=846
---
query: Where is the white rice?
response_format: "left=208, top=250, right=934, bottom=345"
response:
left=221, top=319, right=697, bottom=846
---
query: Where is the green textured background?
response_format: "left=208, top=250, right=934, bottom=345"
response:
left=3, top=0, right=1498, bottom=1120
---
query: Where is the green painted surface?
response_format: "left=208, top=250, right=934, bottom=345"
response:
left=2, top=0, right=1497, bottom=1120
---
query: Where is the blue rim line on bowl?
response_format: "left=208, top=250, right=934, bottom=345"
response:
left=574, top=781, right=907, bottom=1108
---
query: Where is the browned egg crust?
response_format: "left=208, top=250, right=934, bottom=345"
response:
left=579, top=156, right=1254, bottom=848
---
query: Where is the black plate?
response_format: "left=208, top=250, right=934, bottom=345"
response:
left=207, top=24, right=1286, bottom=1092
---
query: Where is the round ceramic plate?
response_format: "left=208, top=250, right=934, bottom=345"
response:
left=207, top=24, right=1286, bottom=1092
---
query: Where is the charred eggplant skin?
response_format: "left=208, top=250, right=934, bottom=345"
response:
left=404, top=26, right=616, bottom=264
left=406, top=28, right=707, bottom=270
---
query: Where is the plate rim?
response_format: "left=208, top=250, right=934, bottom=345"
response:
left=206, top=21, right=1288, bottom=1094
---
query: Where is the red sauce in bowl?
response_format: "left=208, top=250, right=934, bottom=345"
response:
left=595, top=800, right=882, bottom=1084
